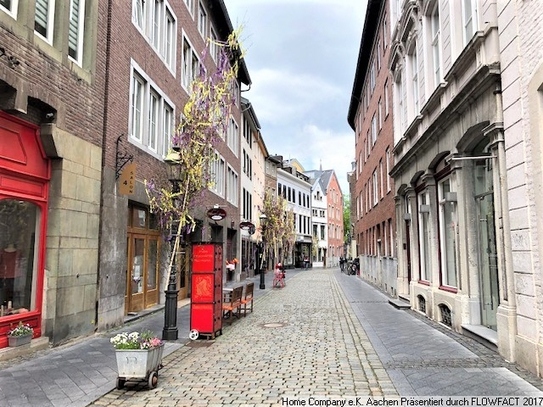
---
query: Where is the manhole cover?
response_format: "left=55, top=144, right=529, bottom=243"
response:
left=261, top=322, right=287, bottom=328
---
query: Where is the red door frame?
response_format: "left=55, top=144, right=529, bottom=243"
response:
left=0, top=111, right=50, bottom=347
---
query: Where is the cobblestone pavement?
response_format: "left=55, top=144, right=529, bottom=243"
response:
left=89, top=268, right=397, bottom=406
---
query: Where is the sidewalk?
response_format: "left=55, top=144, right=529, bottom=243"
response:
left=1, top=268, right=542, bottom=407
left=0, top=269, right=296, bottom=407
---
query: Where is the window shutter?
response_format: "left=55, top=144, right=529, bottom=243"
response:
left=68, top=0, right=80, bottom=59
left=35, top=0, right=49, bottom=37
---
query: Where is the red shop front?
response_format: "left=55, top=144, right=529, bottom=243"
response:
left=0, top=111, right=50, bottom=347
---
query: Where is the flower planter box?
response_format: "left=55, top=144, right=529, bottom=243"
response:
left=8, top=334, right=32, bottom=347
left=115, top=344, right=164, bottom=389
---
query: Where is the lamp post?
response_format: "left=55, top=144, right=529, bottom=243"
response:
left=162, top=151, right=182, bottom=341
left=258, top=213, right=267, bottom=290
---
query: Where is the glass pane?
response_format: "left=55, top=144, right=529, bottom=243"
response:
left=0, top=199, right=39, bottom=314
left=132, top=208, right=146, bottom=228
left=147, top=239, right=157, bottom=290
left=131, top=239, right=144, bottom=294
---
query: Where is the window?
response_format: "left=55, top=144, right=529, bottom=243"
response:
left=463, top=0, right=477, bottom=44
left=227, top=118, right=239, bottom=155
left=418, top=190, right=431, bottom=281
left=129, top=63, right=175, bottom=157
left=370, top=61, right=376, bottom=92
left=209, top=28, right=219, bottom=62
left=198, top=2, right=207, bottom=37
left=379, top=160, right=384, bottom=198
left=386, top=148, right=391, bottom=192
left=0, top=0, right=18, bottom=18
left=152, top=0, right=161, bottom=49
left=410, top=46, right=419, bottom=115
left=438, top=178, right=457, bottom=287
left=378, top=98, right=382, bottom=129
left=320, top=225, right=325, bottom=240
left=164, top=10, right=175, bottom=69
left=68, top=0, right=85, bottom=64
left=182, top=38, right=200, bottom=91
left=371, top=114, right=377, bottom=146
left=132, top=0, right=145, bottom=30
left=35, top=0, right=55, bottom=43
left=431, top=2, right=441, bottom=86
left=372, top=169, right=378, bottom=206
left=384, top=80, right=389, bottom=116
left=210, top=152, right=225, bottom=197
left=131, top=73, right=145, bottom=143
left=227, top=166, right=238, bottom=206
left=184, top=0, right=194, bottom=14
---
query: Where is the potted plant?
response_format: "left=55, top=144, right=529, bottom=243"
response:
left=7, top=322, right=34, bottom=347
left=110, top=330, right=164, bottom=389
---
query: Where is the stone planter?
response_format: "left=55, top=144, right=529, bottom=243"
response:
left=8, top=334, right=32, bottom=347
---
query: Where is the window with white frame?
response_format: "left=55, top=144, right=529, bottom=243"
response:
left=132, top=0, right=176, bottom=70
left=372, top=169, right=378, bottom=206
left=209, top=151, right=225, bottom=197
left=182, top=38, right=200, bottom=91
left=184, top=0, right=194, bottom=14
left=370, top=61, right=376, bottom=92
left=386, top=148, right=391, bottom=192
left=431, top=2, right=441, bottom=87
left=384, top=80, right=389, bottom=116
left=417, top=189, right=431, bottom=281
left=129, top=64, right=175, bottom=158
left=389, top=218, right=393, bottom=256
left=379, top=159, right=384, bottom=198
left=410, top=45, right=419, bottom=116
left=0, top=0, right=18, bottom=18
left=371, top=114, right=378, bottom=146
left=463, top=0, right=478, bottom=45
left=378, top=98, right=383, bottom=129
left=227, top=166, right=238, bottom=206
left=198, top=1, right=207, bottom=37
left=227, top=118, right=239, bottom=156
left=68, top=0, right=85, bottom=65
left=438, top=177, right=457, bottom=287
left=35, top=0, right=55, bottom=43
left=132, top=0, right=145, bottom=31
left=209, top=28, right=218, bottom=62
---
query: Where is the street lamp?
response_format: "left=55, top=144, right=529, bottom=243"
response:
left=258, top=213, right=267, bottom=290
left=162, top=151, right=182, bottom=341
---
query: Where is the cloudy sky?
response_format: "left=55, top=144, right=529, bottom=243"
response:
left=224, top=0, right=367, bottom=195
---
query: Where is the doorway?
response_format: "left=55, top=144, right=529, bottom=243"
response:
left=475, top=161, right=499, bottom=330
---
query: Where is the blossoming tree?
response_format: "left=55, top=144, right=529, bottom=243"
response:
left=145, top=31, right=243, bottom=291
left=261, top=190, right=296, bottom=267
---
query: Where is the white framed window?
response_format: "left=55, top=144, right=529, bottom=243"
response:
left=184, top=0, right=194, bottom=15
left=463, top=0, right=478, bottom=45
left=371, top=114, right=378, bottom=146
left=0, top=0, right=19, bottom=18
left=162, top=104, right=173, bottom=157
left=438, top=177, right=457, bottom=287
left=130, top=73, right=145, bottom=143
left=198, top=1, right=207, bottom=37
left=431, top=2, right=441, bottom=87
left=209, top=27, right=219, bottom=63
left=35, top=0, right=55, bottom=44
left=164, top=9, right=176, bottom=70
left=384, top=80, right=389, bottom=116
left=370, top=61, right=376, bottom=92
left=227, top=166, right=238, bottom=206
left=68, top=0, right=85, bottom=65
left=378, top=98, right=382, bottom=129
left=152, top=0, right=161, bottom=49
left=386, top=148, right=391, bottom=192
left=210, top=151, right=225, bottom=197
left=410, top=46, right=419, bottom=115
left=379, top=159, right=384, bottom=198
left=148, top=90, right=159, bottom=152
left=372, top=169, right=378, bottom=206
left=227, top=118, right=239, bottom=156
left=132, top=0, right=145, bottom=30
left=182, top=38, right=200, bottom=92
left=418, top=190, right=431, bottom=281
left=129, top=62, right=176, bottom=158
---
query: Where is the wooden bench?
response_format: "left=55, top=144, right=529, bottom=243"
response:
left=222, top=285, right=243, bottom=325
left=240, top=282, right=254, bottom=317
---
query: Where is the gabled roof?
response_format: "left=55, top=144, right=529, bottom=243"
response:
left=347, top=0, right=384, bottom=130
left=211, top=0, right=252, bottom=86
left=304, top=169, right=338, bottom=195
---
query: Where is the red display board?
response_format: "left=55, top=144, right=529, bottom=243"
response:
left=190, top=243, right=223, bottom=338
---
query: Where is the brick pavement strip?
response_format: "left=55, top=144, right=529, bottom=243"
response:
left=88, top=269, right=397, bottom=406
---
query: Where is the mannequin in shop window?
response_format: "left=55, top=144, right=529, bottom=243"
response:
left=0, top=243, right=18, bottom=313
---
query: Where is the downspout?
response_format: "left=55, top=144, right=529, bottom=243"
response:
left=95, top=0, right=114, bottom=330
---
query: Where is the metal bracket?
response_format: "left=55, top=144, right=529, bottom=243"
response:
left=115, top=135, right=133, bottom=180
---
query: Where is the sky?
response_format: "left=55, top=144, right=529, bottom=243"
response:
left=224, top=0, right=368, bottom=196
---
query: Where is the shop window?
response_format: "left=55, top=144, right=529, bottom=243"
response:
left=417, top=295, right=426, bottom=314
left=0, top=199, right=39, bottom=316
left=438, top=177, right=457, bottom=287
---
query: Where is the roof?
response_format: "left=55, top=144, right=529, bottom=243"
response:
left=211, top=0, right=252, bottom=86
left=347, top=0, right=385, bottom=130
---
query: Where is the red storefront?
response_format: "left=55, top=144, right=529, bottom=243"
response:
left=0, top=111, right=50, bottom=347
